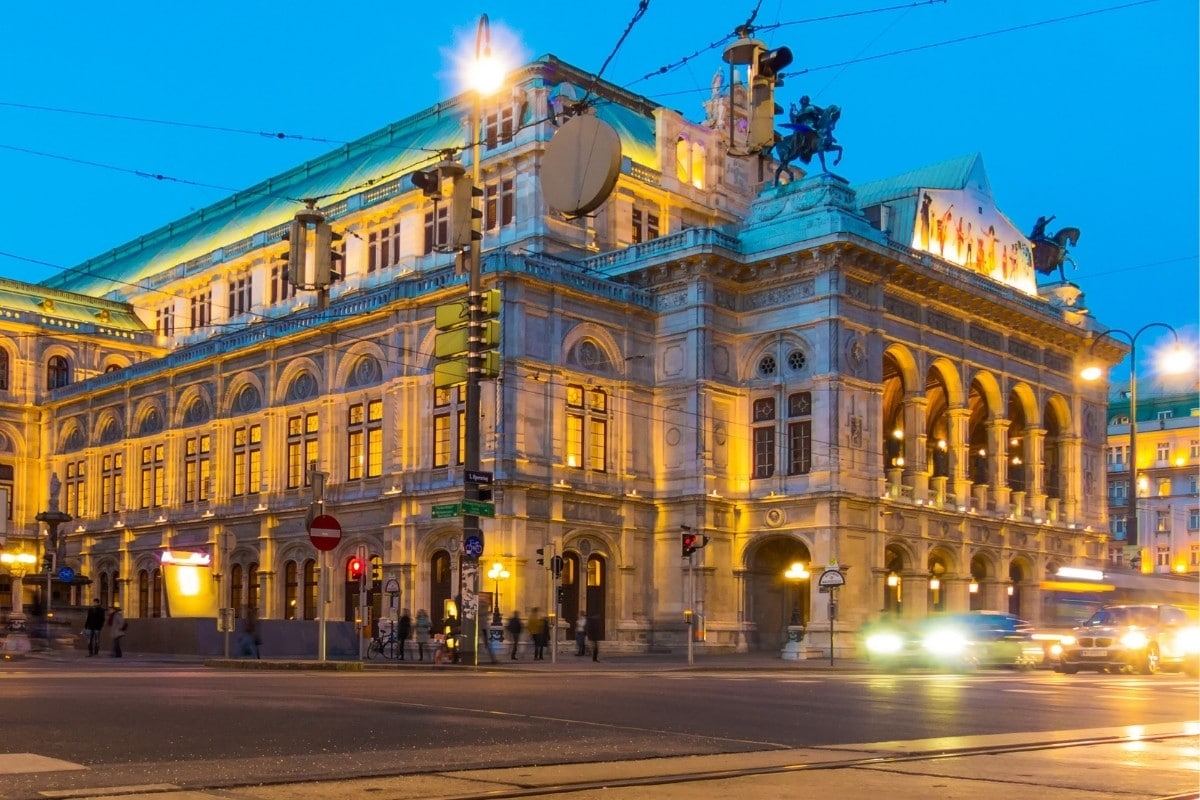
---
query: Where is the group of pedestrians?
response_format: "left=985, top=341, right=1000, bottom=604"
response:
left=501, top=609, right=601, bottom=661
left=82, top=598, right=126, bottom=657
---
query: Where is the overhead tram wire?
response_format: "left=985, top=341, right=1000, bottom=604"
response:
left=578, top=0, right=652, bottom=107
left=623, top=0, right=946, bottom=91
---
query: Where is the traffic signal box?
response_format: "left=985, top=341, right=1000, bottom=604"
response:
left=749, top=44, right=793, bottom=151
left=433, top=288, right=501, bottom=387
left=348, top=556, right=365, bottom=581
left=281, top=206, right=342, bottom=291
left=681, top=525, right=710, bottom=557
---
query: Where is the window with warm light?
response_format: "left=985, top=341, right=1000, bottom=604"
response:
left=140, top=443, right=165, bottom=509
left=232, top=424, right=262, bottom=496
left=587, top=557, right=603, bottom=587
left=286, top=413, right=319, bottom=489
left=66, top=458, right=86, bottom=517
left=303, top=559, right=317, bottom=620
left=284, top=561, right=299, bottom=620
left=565, top=384, right=607, bottom=472
left=347, top=399, right=383, bottom=480
left=183, top=434, right=211, bottom=503
left=433, top=387, right=464, bottom=468
left=1157, top=477, right=1172, bottom=497
left=100, top=452, right=124, bottom=515
left=1156, top=509, right=1171, bottom=533
left=675, top=137, right=707, bottom=190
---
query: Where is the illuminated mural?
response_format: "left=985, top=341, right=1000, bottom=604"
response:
left=910, top=188, right=1036, bottom=296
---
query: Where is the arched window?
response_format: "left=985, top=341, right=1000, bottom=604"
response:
left=303, top=559, right=318, bottom=620
left=231, top=564, right=244, bottom=618
left=247, top=562, right=259, bottom=614
left=151, top=568, right=163, bottom=617
left=0, top=349, right=9, bottom=391
left=47, top=355, right=70, bottom=390
left=138, top=570, right=149, bottom=618
left=284, top=561, right=299, bottom=620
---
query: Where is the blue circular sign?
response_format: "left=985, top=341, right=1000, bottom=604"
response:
left=57, top=566, right=75, bottom=583
left=464, top=535, right=484, bottom=557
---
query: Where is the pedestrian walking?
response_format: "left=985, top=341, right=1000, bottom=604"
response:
left=238, top=608, right=261, bottom=658
left=505, top=611, right=523, bottom=660
left=396, top=610, right=412, bottom=660
left=414, top=609, right=432, bottom=661
left=586, top=612, right=602, bottom=662
left=83, top=598, right=105, bottom=656
left=528, top=608, right=547, bottom=660
left=108, top=605, right=126, bottom=658
left=575, top=612, right=588, bottom=657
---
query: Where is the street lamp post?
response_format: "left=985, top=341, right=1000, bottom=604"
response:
left=459, top=13, right=503, bottom=667
left=487, top=561, right=509, bottom=625
left=1082, top=323, right=1191, bottom=557
left=781, top=562, right=809, bottom=661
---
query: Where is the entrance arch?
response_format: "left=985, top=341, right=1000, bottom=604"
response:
left=745, top=535, right=813, bottom=651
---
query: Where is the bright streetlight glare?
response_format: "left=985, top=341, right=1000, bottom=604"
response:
left=1158, top=342, right=1195, bottom=375
left=1080, top=364, right=1103, bottom=381
left=466, top=54, right=506, bottom=96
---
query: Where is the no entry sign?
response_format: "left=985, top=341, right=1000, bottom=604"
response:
left=308, top=514, right=342, bottom=551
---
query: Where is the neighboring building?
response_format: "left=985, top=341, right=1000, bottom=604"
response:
left=1104, top=376, right=1200, bottom=573
left=0, top=55, right=1124, bottom=656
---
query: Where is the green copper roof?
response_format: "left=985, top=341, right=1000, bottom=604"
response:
left=0, top=278, right=146, bottom=333
left=41, top=56, right=662, bottom=299
left=853, top=153, right=984, bottom=208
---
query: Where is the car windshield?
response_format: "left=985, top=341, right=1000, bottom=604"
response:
left=1082, top=607, right=1159, bottom=628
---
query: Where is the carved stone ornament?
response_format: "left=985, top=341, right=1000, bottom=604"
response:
left=845, top=336, right=866, bottom=375
left=765, top=508, right=784, bottom=528
left=235, top=384, right=262, bottom=413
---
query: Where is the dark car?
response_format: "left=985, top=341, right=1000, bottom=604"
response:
left=1056, top=604, right=1200, bottom=675
left=863, top=611, right=1043, bottom=671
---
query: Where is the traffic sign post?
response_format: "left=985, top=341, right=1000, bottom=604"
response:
left=307, top=514, right=342, bottom=663
left=819, top=563, right=847, bottom=666
left=308, top=514, right=342, bottom=551
left=461, top=499, right=494, bottom=518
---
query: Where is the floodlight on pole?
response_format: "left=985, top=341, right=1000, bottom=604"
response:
left=1081, top=323, right=1193, bottom=554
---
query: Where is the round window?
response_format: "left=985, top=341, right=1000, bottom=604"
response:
left=787, top=350, right=807, bottom=372
left=757, top=355, right=777, bottom=377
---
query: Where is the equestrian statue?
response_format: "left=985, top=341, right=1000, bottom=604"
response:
left=770, top=95, right=844, bottom=184
left=1028, top=215, right=1081, bottom=282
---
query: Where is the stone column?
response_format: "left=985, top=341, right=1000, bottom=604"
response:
left=1060, top=434, right=1082, bottom=525
left=1026, top=428, right=1046, bottom=518
left=948, top=409, right=973, bottom=506
left=900, top=572, right=930, bottom=618
left=988, top=420, right=1011, bottom=511
left=902, top=395, right=929, bottom=502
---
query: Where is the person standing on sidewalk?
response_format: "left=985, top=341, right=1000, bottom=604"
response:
left=505, top=612, right=523, bottom=660
left=83, top=598, right=105, bottom=656
left=586, top=612, right=602, bottom=662
left=396, top=610, right=412, bottom=660
left=414, top=609, right=432, bottom=661
left=527, top=608, right=546, bottom=660
left=575, top=612, right=588, bottom=657
left=108, top=605, right=126, bottom=658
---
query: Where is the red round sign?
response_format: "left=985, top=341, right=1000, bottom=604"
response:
left=308, top=513, right=342, bottom=552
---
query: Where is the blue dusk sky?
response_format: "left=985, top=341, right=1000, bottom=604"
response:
left=1, top=1, right=1196, bottom=378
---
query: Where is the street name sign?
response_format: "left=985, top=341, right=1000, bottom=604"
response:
left=431, top=503, right=462, bottom=519
left=461, top=499, right=495, bottom=518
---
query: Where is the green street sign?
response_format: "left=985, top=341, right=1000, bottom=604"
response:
left=431, top=503, right=462, bottom=519
left=461, top=499, right=495, bottom=518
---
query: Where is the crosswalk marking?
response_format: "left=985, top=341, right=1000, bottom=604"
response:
left=0, top=753, right=85, bottom=774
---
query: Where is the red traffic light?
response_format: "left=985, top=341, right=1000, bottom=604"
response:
left=681, top=528, right=698, bottom=557
left=348, top=557, right=365, bottom=579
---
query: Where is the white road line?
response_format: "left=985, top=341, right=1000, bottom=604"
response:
left=0, top=753, right=85, bottom=774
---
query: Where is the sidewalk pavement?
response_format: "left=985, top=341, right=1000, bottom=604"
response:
left=18, top=642, right=870, bottom=672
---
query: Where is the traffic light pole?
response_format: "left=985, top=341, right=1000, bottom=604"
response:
left=460, top=50, right=486, bottom=668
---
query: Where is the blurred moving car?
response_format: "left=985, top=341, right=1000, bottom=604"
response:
left=863, top=611, right=1043, bottom=671
left=1055, top=604, right=1200, bottom=675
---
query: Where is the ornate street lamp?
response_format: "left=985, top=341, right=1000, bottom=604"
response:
left=781, top=562, right=809, bottom=661
left=2, top=550, right=39, bottom=655
left=487, top=560, right=509, bottom=625
left=1082, top=324, right=1192, bottom=555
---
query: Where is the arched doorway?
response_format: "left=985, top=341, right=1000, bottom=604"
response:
left=585, top=553, right=607, bottom=640
left=746, top=536, right=813, bottom=651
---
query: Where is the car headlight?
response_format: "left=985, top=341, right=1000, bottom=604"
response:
left=866, top=632, right=904, bottom=655
left=923, top=628, right=968, bottom=656
left=1120, top=630, right=1149, bottom=649
left=1059, top=635, right=1076, bottom=647
left=1049, top=643, right=1063, bottom=656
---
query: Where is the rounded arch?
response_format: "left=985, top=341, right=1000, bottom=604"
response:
left=222, top=373, right=266, bottom=417
left=926, top=356, right=964, bottom=407
left=57, top=417, right=86, bottom=453
left=882, top=540, right=915, bottom=616
left=131, top=399, right=165, bottom=437
left=562, top=322, right=621, bottom=376
left=275, top=358, right=323, bottom=405
left=742, top=333, right=815, bottom=383
left=0, top=421, right=24, bottom=454
left=334, top=344, right=387, bottom=390
left=1007, top=381, right=1040, bottom=428
left=174, top=385, right=214, bottom=428
left=968, top=369, right=1003, bottom=415
left=1043, top=393, right=1072, bottom=433
left=883, top=342, right=921, bottom=393
left=93, top=410, right=125, bottom=446
left=100, top=355, right=132, bottom=373
left=743, top=533, right=814, bottom=652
